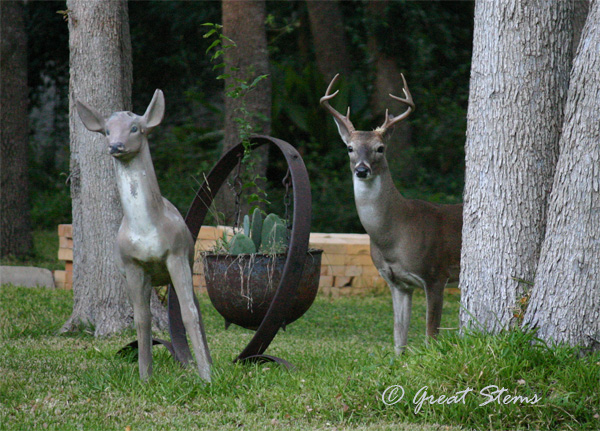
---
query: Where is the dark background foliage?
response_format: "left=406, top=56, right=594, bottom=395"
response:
left=25, top=0, right=472, bottom=233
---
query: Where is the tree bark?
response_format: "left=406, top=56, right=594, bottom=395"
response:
left=306, top=0, right=351, bottom=81
left=523, top=0, right=600, bottom=351
left=0, top=0, right=33, bottom=258
left=366, top=0, right=411, bottom=153
left=61, top=0, right=167, bottom=336
left=217, top=0, right=271, bottom=225
left=572, top=0, right=590, bottom=55
left=460, top=0, right=574, bottom=332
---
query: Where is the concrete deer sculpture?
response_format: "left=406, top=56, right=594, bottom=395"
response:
left=321, top=74, right=462, bottom=353
left=76, top=90, right=212, bottom=381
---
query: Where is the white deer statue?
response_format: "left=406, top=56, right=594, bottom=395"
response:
left=76, top=90, right=212, bottom=381
left=321, top=74, right=462, bottom=353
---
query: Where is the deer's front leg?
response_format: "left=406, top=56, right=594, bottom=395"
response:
left=425, top=280, right=445, bottom=340
left=166, top=254, right=212, bottom=382
left=390, top=285, right=413, bottom=354
left=123, top=264, right=153, bottom=381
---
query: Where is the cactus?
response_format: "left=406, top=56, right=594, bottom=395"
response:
left=260, top=214, right=288, bottom=254
left=221, top=212, right=288, bottom=255
left=243, top=214, right=251, bottom=237
left=250, top=207, right=263, bottom=250
left=228, top=233, right=257, bottom=255
left=260, top=213, right=281, bottom=250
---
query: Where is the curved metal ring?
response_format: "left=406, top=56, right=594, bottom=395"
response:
left=169, top=135, right=311, bottom=365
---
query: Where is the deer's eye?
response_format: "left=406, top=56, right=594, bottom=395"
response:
left=347, top=146, right=354, bottom=153
left=376, top=146, right=385, bottom=153
left=131, top=126, right=138, bottom=133
left=106, top=129, right=110, bottom=136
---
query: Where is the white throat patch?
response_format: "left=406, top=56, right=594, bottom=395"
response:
left=353, top=175, right=384, bottom=230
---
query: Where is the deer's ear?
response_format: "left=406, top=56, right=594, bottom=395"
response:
left=332, top=118, right=352, bottom=146
left=76, top=100, right=105, bottom=133
left=143, top=89, right=165, bottom=130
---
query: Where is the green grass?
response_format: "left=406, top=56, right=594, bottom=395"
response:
left=0, top=229, right=64, bottom=271
left=0, top=286, right=598, bottom=431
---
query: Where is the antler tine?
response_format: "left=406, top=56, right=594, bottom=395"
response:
left=320, top=74, right=356, bottom=134
left=378, top=73, right=415, bottom=134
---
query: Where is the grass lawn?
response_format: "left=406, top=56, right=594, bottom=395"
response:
left=1, top=284, right=599, bottom=431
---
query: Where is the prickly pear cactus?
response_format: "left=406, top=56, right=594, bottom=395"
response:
left=243, top=215, right=251, bottom=237
left=250, top=207, right=263, bottom=250
left=228, top=233, right=257, bottom=255
left=260, top=214, right=288, bottom=254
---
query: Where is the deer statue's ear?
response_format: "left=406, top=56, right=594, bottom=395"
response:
left=76, top=100, right=106, bottom=133
left=143, top=89, right=165, bottom=130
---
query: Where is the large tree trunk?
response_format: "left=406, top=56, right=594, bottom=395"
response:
left=572, top=0, right=590, bottom=54
left=61, top=0, right=166, bottom=336
left=217, top=0, right=271, bottom=225
left=523, top=1, right=600, bottom=351
left=305, top=0, right=351, bottom=81
left=0, top=0, right=33, bottom=258
left=366, top=0, right=411, bottom=154
left=460, top=0, right=573, bottom=332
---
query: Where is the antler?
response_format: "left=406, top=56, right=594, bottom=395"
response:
left=320, top=74, right=356, bottom=134
left=377, top=73, right=415, bottom=134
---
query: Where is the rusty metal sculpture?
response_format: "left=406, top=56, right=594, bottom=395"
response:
left=203, top=251, right=322, bottom=331
left=169, top=135, right=317, bottom=366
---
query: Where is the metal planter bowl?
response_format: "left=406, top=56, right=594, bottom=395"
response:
left=203, top=249, right=323, bottom=330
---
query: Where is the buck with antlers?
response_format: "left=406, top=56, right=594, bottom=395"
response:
left=76, top=90, right=212, bottom=381
left=321, top=74, right=462, bottom=353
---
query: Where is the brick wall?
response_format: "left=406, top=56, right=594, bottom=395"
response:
left=56, top=224, right=387, bottom=296
left=54, top=224, right=73, bottom=289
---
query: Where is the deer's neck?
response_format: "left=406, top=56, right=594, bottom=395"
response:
left=113, top=145, right=164, bottom=232
left=353, top=168, right=407, bottom=241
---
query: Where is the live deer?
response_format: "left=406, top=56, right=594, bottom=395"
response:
left=76, top=90, right=212, bottom=381
left=321, top=74, right=462, bottom=353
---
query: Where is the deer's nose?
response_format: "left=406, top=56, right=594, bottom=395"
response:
left=109, top=142, right=125, bottom=155
left=355, top=165, right=371, bottom=178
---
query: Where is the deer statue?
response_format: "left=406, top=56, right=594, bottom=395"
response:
left=321, top=74, right=462, bottom=353
left=76, top=90, right=212, bottom=381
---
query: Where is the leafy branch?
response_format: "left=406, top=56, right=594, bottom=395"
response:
left=203, top=22, right=269, bottom=210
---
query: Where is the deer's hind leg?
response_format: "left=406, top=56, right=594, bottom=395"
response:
left=424, top=279, right=446, bottom=340
left=124, top=264, right=153, bottom=380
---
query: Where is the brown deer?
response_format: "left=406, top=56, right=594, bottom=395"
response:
left=76, top=90, right=212, bottom=381
left=321, top=74, right=462, bottom=353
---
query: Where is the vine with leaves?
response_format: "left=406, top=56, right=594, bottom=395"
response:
left=203, top=23, right=270, bottom=211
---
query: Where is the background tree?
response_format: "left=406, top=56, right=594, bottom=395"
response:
left=61, top=0, right=166, bottom=336
left=216, top=0, right=271, bottom=225
left=366, top=0, right=411, bottom=152
left=460, top=0, right=574, bottom=332
left=305, top=0, right=351, bottom=81
left=1, top=0, right=33, bottom=258
left=523, top=0, right=600, bottom=351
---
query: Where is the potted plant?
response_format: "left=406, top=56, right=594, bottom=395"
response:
left=203, top=208, right=323, bottom=330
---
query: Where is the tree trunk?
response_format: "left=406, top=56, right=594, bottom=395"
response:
left=306, top=0, right=351, bottom=81
left=366, top=0, right=411, bottom=154
left=572, top=0, right=590, bottom=55
left=523, top=1, right=600, bottom=351
left=0, top=0, right=33, bottom=258
left=460, top=0, right=573, bottom=332
left=217, top=0, right=271, bottom=225
left=61, top=0, right=167, bottom=336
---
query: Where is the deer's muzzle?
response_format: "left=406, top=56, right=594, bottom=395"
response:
left=355, top=165, right=371, bottom=179
left=109, top=142, right=126, bottom=155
